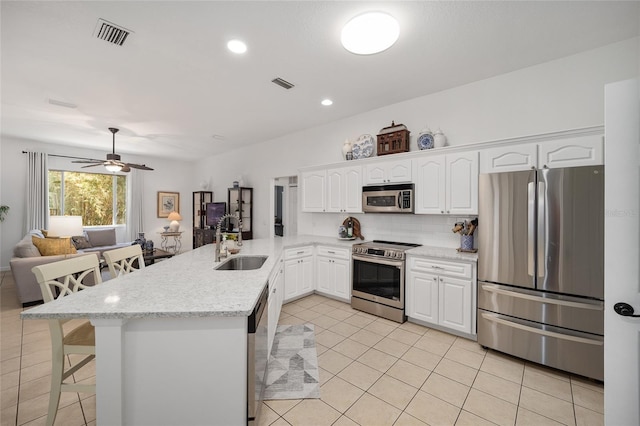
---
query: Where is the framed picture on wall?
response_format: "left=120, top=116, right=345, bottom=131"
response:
left=157, top=191, right=180, bottom=218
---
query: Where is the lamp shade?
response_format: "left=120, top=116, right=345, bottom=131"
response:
left=168, top=211, right=182, bottom=232
left=48, top=216, right=84, bottom=237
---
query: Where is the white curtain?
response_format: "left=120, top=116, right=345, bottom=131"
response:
left=126, top=168, right=144, bottom=241
left=25, top=151, right=49, bottom=232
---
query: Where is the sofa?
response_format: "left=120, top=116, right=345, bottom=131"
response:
left=10, top=228, right=131, bottom=305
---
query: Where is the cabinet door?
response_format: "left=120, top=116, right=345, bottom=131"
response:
left=406, top=271, right=439, bottom=325
left=333, top=258, right=350, bottom=301
left=326, top=168, right=344, bottom=213
left=301, top=171, right=326, bottom=212
left=387, top=159, right=412, bottom=183
left=414, top=156, right=446, bottom=214
left=364, top=160, right=411, bottom=184
left=538, top=135, right=604, bottom=168
left=283, top=259, right=299, bottom=301
left=300, top=256, right=314, bottom=294
left=446, top=152, right=478, bottom=215
left=316, top=256, right=334, bottom=294
left=479, top=144, right=537, bottom=174
left=438, top=276, right=472, bottom=334
left=343, top=166, right=363, bottom=213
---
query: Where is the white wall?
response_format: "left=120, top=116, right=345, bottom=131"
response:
left=0, top=136, right=194, bottom=270
left=194, top=38, right=639, bottom=245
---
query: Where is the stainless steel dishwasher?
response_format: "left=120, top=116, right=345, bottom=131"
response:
left=247, top=286, right=268, bottom=425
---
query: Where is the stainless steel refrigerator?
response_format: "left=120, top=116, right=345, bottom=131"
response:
left=477, top=166, right=604, bottom=381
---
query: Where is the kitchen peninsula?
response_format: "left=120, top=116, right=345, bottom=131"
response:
left=21, top=236, right=358, bottom=426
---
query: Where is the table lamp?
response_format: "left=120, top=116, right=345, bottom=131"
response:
left=48, top=215, right=83, bottom=256
left=168, top=211, right=182, bottom=232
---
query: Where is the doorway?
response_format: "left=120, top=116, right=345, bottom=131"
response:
left=272, top=176, right=298, bottom=237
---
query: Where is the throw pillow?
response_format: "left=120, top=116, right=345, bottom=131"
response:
left=85, top=228, right=116, bottom=247
left=71, top=235, right=92, bottom=249
left=14, top=235, right=41, bottom=258
left=28, top=229, right=45, bottom=239
left=32, top=236, right=78, bottom=256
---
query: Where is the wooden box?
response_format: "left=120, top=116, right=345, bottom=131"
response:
left=377, top=121, right=410, bottom=155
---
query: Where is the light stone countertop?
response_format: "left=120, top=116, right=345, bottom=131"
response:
left=406, top=245, right=478, bottom=262
left=20, top=235, right=360, bottom=321
left=20, top=235, right=475, bottom=321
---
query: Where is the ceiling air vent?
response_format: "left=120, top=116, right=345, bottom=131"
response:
left=271, top=77, right=295, bottom=90
left=93, top=19, right=132, bottom=46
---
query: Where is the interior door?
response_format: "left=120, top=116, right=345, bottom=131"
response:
left=604, top=78, right=640, bottom=425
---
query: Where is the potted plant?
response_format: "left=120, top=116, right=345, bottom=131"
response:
left=0, top=205, right=9, bottom=222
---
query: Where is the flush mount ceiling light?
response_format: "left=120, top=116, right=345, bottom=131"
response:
left=321, top=99, right=333, bottom=106
left=227, top=39, right=247, bottom=54
left=341, top=12, right=399, bottom=55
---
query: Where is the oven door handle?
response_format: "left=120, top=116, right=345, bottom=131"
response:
left=352, top=254, right=403, bottom=268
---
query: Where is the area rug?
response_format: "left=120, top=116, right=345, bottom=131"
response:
left=264, top=324, right=320, bottom=400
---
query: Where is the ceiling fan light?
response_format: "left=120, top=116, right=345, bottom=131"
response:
left=105, top=164, right=122, bottom=172
left=341, top=12, right=399, bottom=55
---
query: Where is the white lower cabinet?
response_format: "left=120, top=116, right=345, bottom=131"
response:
left=315, top=246, right=350, bottom=301
left=268, top=257, right=284, bottom=356
left=283, top=246, right=314, bottom=302
left=406, top=256, right=476, bottom=336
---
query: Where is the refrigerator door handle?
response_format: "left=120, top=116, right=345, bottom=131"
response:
left=527, top=182, right=535, bottom=276
left=480, top=284, right=603, bottom=310
left=537, top=181, right=546, bottom=278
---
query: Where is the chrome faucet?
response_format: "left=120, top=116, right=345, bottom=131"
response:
left=215, top=213, right=243, bottom=262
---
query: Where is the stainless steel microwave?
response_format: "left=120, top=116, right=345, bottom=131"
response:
left=362, top=184, right=414, bottom=213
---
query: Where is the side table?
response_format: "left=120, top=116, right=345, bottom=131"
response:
left=159, top=232, right=183, bottom=254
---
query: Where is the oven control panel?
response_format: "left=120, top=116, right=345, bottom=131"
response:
left=352, top=246, right=406, bottom=260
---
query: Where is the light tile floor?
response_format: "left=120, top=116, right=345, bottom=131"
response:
left=1, top=271, right=604, bottom=426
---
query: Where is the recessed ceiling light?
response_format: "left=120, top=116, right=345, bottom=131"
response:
left=227, top=39, right=247, bottom=54
left=321, top=99, right=333, bottom=106
left=341, top=12, right=399, bottom=55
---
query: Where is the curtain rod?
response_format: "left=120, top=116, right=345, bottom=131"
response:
left=21, top=151, right=97, bottom=162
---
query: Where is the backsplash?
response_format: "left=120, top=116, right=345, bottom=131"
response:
left=304, top=213, right=477, bottom=248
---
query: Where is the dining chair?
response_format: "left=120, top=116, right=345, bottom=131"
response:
left=31, top=253, right=102, bottom=426
left=103, top=244, right=145, bottom=279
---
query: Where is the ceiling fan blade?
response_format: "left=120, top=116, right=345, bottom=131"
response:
left=120, top=165, right=131, bottom=172
left=125, top=163, right=154, bottom=171
left=72, top=159, right=103, bottom=164
left=81, top=163, right=104, bottom=168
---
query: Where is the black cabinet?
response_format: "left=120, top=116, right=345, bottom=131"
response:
left=193, top=191, right=213, bottom=248
left=228, top=187, right=252, bottom=240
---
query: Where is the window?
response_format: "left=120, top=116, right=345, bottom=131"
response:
left=49, top=170, right=127, bottom=226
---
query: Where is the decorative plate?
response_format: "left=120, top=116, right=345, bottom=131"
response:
left=417, top=133, right=434, bottom=150
left=352, top=134, right=375, bottom=159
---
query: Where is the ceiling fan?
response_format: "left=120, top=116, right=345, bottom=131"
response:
left=72, top=128, right=154, bottom=172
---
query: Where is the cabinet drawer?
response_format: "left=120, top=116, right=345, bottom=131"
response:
left=316, top=246, right=350, bottom=260
left=284, top=246, right=314, bottom=260
left=409, top=257, right=472, bottom=279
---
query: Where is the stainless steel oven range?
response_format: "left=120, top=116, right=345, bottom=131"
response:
left=351, top=240, right=421, bottom=323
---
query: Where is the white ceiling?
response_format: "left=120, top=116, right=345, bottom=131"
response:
left=2, top=1, right=638, bottom=162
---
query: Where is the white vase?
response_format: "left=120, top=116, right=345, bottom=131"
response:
left=434, top=128, right=447, bottom=148
left=342, top=139, right=352, bottom=160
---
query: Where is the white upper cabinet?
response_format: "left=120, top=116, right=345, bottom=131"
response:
left=446, top=152, right=479, bottom=215
left=538, top=135, right=603, bottom=169
left=326, top=165, right=362, bottom=213
left=480, top=134, right=603, bottom=173
left=479, top=143, right=537, bottom=174
left=414, top=155, right=446, bottom=214
left=414, top=152, right=478, bottom=215
left=301, top=170, right=326, bottom=212
left=364, top=159, right=412, bottom=185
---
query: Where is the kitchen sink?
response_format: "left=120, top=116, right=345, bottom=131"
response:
left=214, top=255, right=268, bottom=271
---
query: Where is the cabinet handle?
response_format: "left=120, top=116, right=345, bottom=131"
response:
left=433, top=277, right=437, bottom=281
left=431, top=266, right=443, bottom=270
left=441, top=210, right=444, bottom=214
left=446, top=210, right=450, bottom=214
left=327, top=251, right=335, bottom=254
left=297, top=251, right=304, bottom=254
